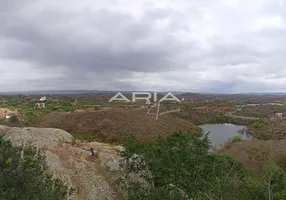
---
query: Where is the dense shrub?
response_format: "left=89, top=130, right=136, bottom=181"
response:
left=121, top=132, right=286, bottom=200
left=0, top=139, right=73, bottom=200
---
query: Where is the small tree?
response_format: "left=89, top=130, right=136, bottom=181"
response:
left=242, top=164, right=286, bottom=200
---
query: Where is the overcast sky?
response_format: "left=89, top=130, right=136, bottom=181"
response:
left=1, top=0, right=286, bottom=93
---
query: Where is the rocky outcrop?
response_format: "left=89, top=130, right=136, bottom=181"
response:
left=0, top=125, right=126, bottom=200
left=0, top=126, right=74, bottom=147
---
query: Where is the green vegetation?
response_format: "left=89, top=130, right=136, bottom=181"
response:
left=231, top=135, right=242, bottom=143
left=251, top=118, right=269, bottom=129
left=243, top=165, right=286, bottom=200
left=121, top=132, right=286, bottom=200
left=73, top=133, right=104, bottom=142
left=0, top=139, right=73, bottom=200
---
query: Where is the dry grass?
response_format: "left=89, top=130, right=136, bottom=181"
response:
left=249, top=118, right=286, bottom=140
left=35, top=107, right=201, bottom=143
left=218, top=139, right=286, bottom=171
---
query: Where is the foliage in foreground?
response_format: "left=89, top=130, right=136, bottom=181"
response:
left=121, top=132, right=286, bottom=200
left=0, top=139, right=73, bottom=200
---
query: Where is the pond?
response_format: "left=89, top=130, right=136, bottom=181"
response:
left=199, top=123, right=252, bottom=150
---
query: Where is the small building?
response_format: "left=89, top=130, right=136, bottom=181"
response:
left=247, top=104, right=260, bottom=107
left=275, top=113, right=283, bottom=118
left=35, top=103, right=46, bottom=109
left=269, top=103, right=283, bottom=106
left=39, top=96, right=47, bottom=101
left=234, top=105, right=246, bottom=109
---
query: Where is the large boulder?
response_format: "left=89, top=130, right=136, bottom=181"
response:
left=0, top=126, right=74, bottom=147
left=0, top=125, right=126, bottom=200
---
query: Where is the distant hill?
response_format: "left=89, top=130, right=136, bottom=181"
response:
left=0, top=90, right=186, bottom=95
left=1, top=90, right=286, bottom=96
left=0, top=90, right=112, bottom=95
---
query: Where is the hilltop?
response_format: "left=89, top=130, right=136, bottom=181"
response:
left=34, top=107, right=201, bottom=143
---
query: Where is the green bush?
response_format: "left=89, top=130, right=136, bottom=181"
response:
left=0, top=139, right=73, bottom=200
left=231, top=135, right=242, bottom=143
left=26, top=108, right=35, bottom=117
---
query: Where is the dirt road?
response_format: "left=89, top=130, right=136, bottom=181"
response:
left=226, top=111, right=260, bottom=120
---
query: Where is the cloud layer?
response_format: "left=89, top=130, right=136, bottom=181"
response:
left=1, top=0, right=286, bottom=93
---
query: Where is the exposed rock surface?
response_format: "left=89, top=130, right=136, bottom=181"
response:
left=0, top=125, right=126, bottom=200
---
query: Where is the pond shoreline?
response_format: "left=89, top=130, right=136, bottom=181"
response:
left=199, top=123, right=252, bottom=149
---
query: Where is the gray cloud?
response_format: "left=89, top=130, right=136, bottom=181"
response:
left=0, top=4, right=194, bottom=72
left=0, top=0, right=286, bottom=92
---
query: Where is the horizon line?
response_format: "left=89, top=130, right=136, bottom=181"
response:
left=1, top=89, right=286, bottom=95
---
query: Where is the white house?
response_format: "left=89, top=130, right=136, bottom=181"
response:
left=40, top=96, right=47, bottom=101
left=35, top=103, right=46, bottom=109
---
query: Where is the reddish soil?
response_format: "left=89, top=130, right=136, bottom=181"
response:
left=35, top=108, right=201, bottom=143
left=0, top=108, right=17, bottom=118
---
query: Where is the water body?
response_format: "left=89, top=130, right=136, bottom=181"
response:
left=199, top=123, right=252, bottom=150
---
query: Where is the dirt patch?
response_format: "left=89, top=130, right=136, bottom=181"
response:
left=35, top=108, right=201, bottom=143
left=226, top=111, right=260, bottom=120
left=0, top=108, right=17, bottom=118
